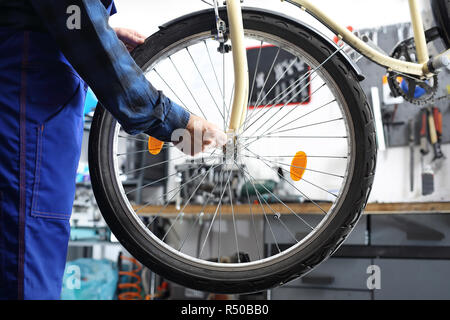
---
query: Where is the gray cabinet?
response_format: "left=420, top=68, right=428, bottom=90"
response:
left=271, top=287, right=371, bottom=300
left=284, top=258, right=372, bottom=290
left=373, top=259, right=450, bottom=299
left=264, top=214, right=367, bottom=245
left=267, top=214, right=450, bottom=300
left=371, top=214, right=450, bottom=246
left=271, top=258, right=373, bottom=300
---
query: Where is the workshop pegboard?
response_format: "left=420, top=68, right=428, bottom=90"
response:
left=355, top=23, right=450, bottom=148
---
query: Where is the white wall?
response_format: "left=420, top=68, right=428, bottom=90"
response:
left=110, top=0, right=414, bottom=36
left=109, top=0, right=449, bottom=203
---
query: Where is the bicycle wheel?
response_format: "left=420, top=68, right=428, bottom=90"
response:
left=89, top=8, right=377, bottom=293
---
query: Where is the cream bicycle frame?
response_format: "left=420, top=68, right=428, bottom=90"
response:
left=226, top=0, right=249, bottom=133
left=225, top=0, right=449, bottom=132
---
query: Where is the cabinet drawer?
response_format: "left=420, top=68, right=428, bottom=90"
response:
left=271, top=287, right=371, bottom=300
left=373, top=259, right=450, bottom=299
left=371, top=214, right=450, bottom=246
left=264, top=215, right=367, bottom=245
left=282, top=258, right=372, bottom=290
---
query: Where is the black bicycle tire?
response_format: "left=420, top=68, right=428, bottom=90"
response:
left=89, top=8, right=377, bottom=294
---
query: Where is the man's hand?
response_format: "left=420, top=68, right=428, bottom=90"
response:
left=114, top=27, right=146, bottom=52
left=176, top=114, right=228, bottom=156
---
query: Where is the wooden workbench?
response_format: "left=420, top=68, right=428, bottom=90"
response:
left=134, top=201, right=450, bottom=217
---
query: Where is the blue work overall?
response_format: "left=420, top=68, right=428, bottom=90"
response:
left=0, top=0, right=117, bottom=299
left=0, top=29, right=87, bottom=300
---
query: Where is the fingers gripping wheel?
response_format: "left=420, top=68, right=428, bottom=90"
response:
left=89, top=8, right=376, bottom=293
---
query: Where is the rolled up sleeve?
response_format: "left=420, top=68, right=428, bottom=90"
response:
left=145, top=98, right=190, bottom=141
left=29, top=0, right=190, bottom=140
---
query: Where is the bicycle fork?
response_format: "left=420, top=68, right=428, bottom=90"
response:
left=225, top=0, right=249, bottom=134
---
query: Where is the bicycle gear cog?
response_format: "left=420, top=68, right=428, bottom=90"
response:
left=387, top=41, right=438, bottom=105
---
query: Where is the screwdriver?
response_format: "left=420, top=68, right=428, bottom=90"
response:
left=420, top=108, right=429, bottom=157
left=420, top=108, right=434, bottom=196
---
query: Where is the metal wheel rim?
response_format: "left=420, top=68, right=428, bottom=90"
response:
left=107, top=29, right=356, bottom=271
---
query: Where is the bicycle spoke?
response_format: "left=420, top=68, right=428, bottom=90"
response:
left=243, top=171, right=263, bottom=260
left=244, top=40, right=264, bottom=128
left=275, top=165, right=339, bottom=198
left=244, top=57, right=316, bottom=128
left=204, top=40, right=224, bottom=98
left=239, top=167, right=282, bottom=253
left=256, top=47, right=281, bottom=104
left=260, top=95, right=334, bottom=137
left=152, top=68, right=194, bottom=114
left=204, top=40, right=227, bottom=130
left=217, top=169, right=224, bottom=262
left=169, top=56, right=208, bottom=120
left=245, top=47, right=281, bottom=125
left=242, top=44, right=344, bottom=136
left=269, top=117, right=344, bottom=135
left=145, top=161, right=222, bottom=230
left=199, top=168, right=234, bottom=258
left=162, top=163, right=219, bottom=243
left=186, top=47, right=225, bottom=121
left=241, top=135, right=348, bottom=150
left=178, top=163, right=227, bottom=252
left=225, top=83, right=235, bottom=127
left=244, top=68, right=315, bottom=132
left=242, top=135, right=348, bottom=140
left=116, top=145, right=174, bottom=157
left=242, top=166, right=300, bottom=245
left=118, top=135, right=150, bottom=143
left=250, top=155, right=348, bottom=159
left=247, top=175, right=299, bottom=244
left=242, top=68, right=320, bottom=136
left=136, top=157, right=219, bottom=215
left=238, top=163, right=315, bottom=228
left=300, top=177, right=339, bottom=198
left=243, top=152, right=344, bottom=179
left=122, top=154, right=188, bottom=176
left=244, top=57, right=299, bottom=129
left=251, top=57, right=298, bottom=112
left=248, top=40, right=263, bottom=108
left=242, top=148, right=331, bottom=215
left=222, top=52, right=226, bottom=129
left=247, top=83, right=329, bottom=138
left=228, top=179, right=241, bottom=262
left=126, top=170, right=183, bottom=196
left=243, top=76, right=326, bottom=137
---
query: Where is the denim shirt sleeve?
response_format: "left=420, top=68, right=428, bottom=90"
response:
left=29, top=0, right=190, bottom=141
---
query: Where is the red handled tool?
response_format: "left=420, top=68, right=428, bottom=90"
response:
left=431, top=106, right=444, bottom=162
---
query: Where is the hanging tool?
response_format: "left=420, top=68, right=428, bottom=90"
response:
left=430, top=106, right=445, bottom=169
left=382, top=104, right=405, bottom=147
left=419, top=108, right=434, bottom=196
left=408, top=119, right=415, bottom=192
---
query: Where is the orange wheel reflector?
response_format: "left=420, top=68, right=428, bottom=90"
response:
left=148, top=136, right=164, bottom=155
left=290, top=151, right=307, bottom=181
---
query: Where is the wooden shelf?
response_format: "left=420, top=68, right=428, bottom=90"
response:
left=134, top=201, right=450, bottom=217
left=364, top=202, right=450, bottom=214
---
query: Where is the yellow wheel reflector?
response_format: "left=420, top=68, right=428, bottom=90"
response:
left=148, top=136, right=164, bottom=155
left=290, top=151, right=307, bottom=181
